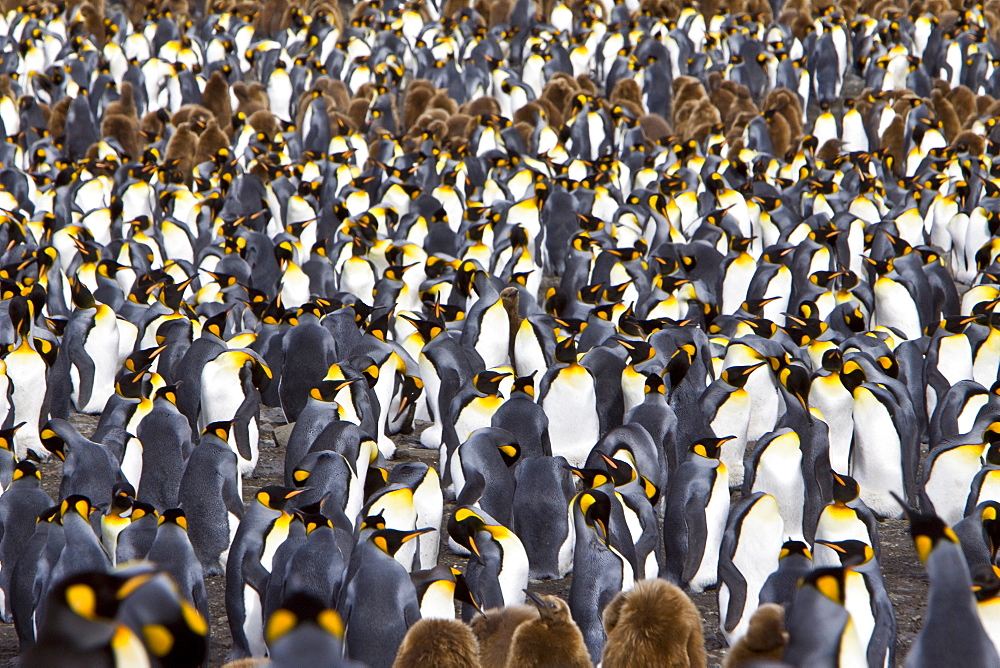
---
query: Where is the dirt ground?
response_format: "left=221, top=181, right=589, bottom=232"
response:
left=0, top=407, right=929, bottom=666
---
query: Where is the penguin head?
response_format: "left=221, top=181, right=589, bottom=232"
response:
left=554, top=334, right=579, bottom=364
left=721, top=362, right=767, bottom=389
left=617, top=338, right=655, bottom=366
left=690, top=436, right=733, bottom=460
left=0, top=421, right=26, bottom=452
left=11, top=459, right=41, bottom=483
left=256, top=486, right=306, bottom=512
left=158, top=508, right=187, bottom=530
left=108, top=482, right=135, bottom=515
left=800, top=566, right=848, bottom=605
left=68, top=276, right=97, bottom=309
left=398, top=313, right=444, bottom=342
left=393, top=375, right=424, bottom=421
left=778, top=362, right=810, bottom=408
left=39, top=571, right=135, bottom=645
left=896, top=496, right=960, bottom=565
left=124, top=345, right=168, bottom=375
left=60, top=495, right=97, bottom=519
left=830, top=471, right=860, bottom=504
left=266, top=592, right=344, bottom=648
left=473, top=370, right=511, bottom=395
left=201, top=420, right=233, bottom=442
left=524, top=589, right=573, bottom=622
left=512, top=373, right=536, bottom=398
left=575, top=490, right=613, bottom=541
left=153, top=385, right=179, bottom=406
left=643, top=373, right=665, bottom=395
left=309, top=377, right=359, bottom=403
left=369, top=527, right=434, bottom=557
left=40, top=423, right=67, bottom=460
left=596, top=452, right=638, bottom=487
left=814, top=539, right=874, bottom=568
left=779, top=540, right=812, bottom=561
left=129, top=502, right=158, bottom=522
left=971, top=564, right=1000, bottom=602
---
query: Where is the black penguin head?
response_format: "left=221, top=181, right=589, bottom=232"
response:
left=11, top=459, right=40, bottom=483
left=690, top=436, right=733, bottom=460
left=971, top=564, right=1000, bottom=602
left=68, top=276, right=97, bottom=309
left=596, top=452, right=637, bottom=486
left=0, top=421, right=26, bottom=452
left=821, top=348, right=843, bottom=371
left=109, top=482, right=135, bottom=514
left=496, top=437, right=520, bottom=467
left=512, top=373, right=536, bottom=398
left=617, top=338, right=655, bottom=365
left=473, top=370, right=510, bottom=395
left=778, top=362, right=810, bottom=408
left=778, top=540, right=812, bottom=561
left=153, top=385, right=179, bottom=405
left=643, top=373, right=665, bottom=395
left=721, top=362, right=766, bottom=389
left=123, top=345, right=167, bottom=374
left=894, top=493, right=960, bottom=565
left=814, top=539, right=874, bottom=568
left=302, top=513, right=333, bottom=535
left=60, top=495, right=96, bottom=519
left=801, top=567, right=848, bottom=605
left=46, top=571, right=126, bottom=624
left=256, top=486, right=305, bottom=511
left=831, top=471, right=860, bottom=504
left=266, top=592, right=344, bottom=647
left=129, top=502, right=158, bottom=522
left=839, top=359, right=866, bottom=393
left=399, top=314, right=444, bottom=343
left=201, top=421, right=233, bottom=442
left=369, top=527, right=434, bottom=557
left=576, top=490, right=612, bottom=542
left=393, top=375, right=424, bottom=421
left=158, top=508, right=187, bottom=530
left=309, top=377, right=358, bottom=403
left=40, top=423, right=67, bottom=460
left=554, top=335, right=579, bottom=365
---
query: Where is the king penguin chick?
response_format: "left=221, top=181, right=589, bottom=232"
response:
left=470, top=605, right=540, bottom=668
left=722, top=603, right=787, bottom=668
left=393, top=618, right=482, bottom=668
left=507, top=591, right=591, bottom=668
left=600, top=578, right=706, bottom=668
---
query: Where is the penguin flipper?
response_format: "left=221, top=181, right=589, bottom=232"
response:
left=71, top=346, right=97, bottom=412
left=680, top=495, right=709, bottom=585
left=242, top=551, right=270, bottom=598
left=718, top=556, right=748, bottom=633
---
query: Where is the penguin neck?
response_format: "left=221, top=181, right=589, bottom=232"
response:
left=926, top=542, right=978, bottom=617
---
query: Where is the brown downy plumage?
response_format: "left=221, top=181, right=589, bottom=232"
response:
left=945, top=85, right=977, bottom=126
left=48, top=97, right=71, bottom=139
left=764, top=108, right=792, bottom=157
left=202, top=70, right=233, bottom=135
left=253, top=0, right=288, bottom=36
left=140, top=108, right=171, bottom=143
left=248, top=109, right=281, bottom=138
left=471, top=605, right=540, bottom=668
left=462, top=95, right=502, bottom=118
left=722, top=603, right=787, bottom=668
left=403, top=82, right=438, bottom=130
left=447, top=113, right=473, bottom=141
left=931, top=89, right=961, bottom=142
left=171, top=103, right=214, bottom=127
left=101, top=114, right=141, bottom=159
left=164, top=121, right=198, bottom=184
left=952, top=129, right=986, bottom=156
left=600, top=578, right=706, bottom=668
left=347, top=98, right=372, bottom=132
left=611, top=78, right=644, bottom=112
left=393, top=619, right=482, bottom=668
left=879, top=114, right=906, bottom=175
left=233, top=82, right=270, bottom=115
left=639, top=113, right=672, bottom=143
left=506, top=593, right=590, bottom=668
left=196, top=117, right=230, bottom=163
left=76, top=2, right=106, bottom=44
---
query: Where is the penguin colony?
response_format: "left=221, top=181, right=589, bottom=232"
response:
left=3, top=0, right=1000, bottom=663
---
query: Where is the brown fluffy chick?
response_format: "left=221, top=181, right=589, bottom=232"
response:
left=393, top=618, right=481, bottom=668
left=722, top=604, right=787, bottom=668
left=601, top=578, right=706, bottom=668
left=506, top=592, right=590, bottom=668
left=471, top=605, right=540, bottom=668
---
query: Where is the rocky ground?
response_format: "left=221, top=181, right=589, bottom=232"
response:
left=0, top=407, right=929, bottom=666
